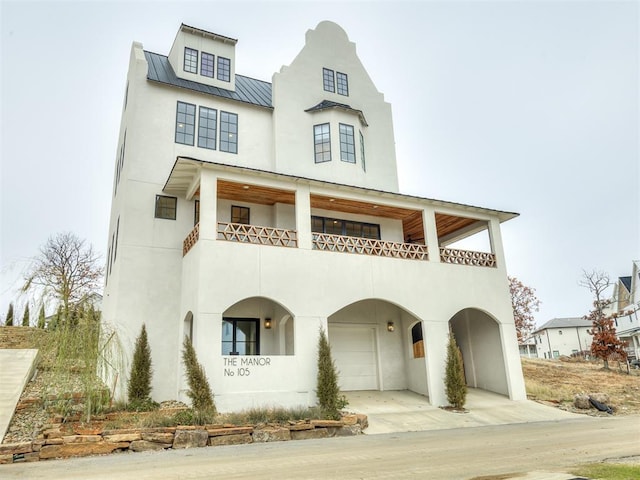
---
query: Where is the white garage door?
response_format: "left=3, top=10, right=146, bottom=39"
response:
left=328, top=325, right=379, bottom=391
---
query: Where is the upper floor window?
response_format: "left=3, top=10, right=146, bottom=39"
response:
left=184, top=47, right=198, bottom=74
left=312, top=216, right=380, bottom=240
left=339, top=123, right=355, bottom=163
left=314, top=123, right=331, bottom=163
left=217, top=56, right=231, bottom=82
left=220, top=111, right=238, bottom=153
left=336, top=72, right=349, bottom=96
left=175, top=101, right=196, bottom=145
left=359, top=130, right=366, bottom=172
left=231, top=205, right=250, bottom=224
left=323, top=68, right=335, bottom=93
left=155, top=195, right=177, bottom=220
left=201, top=52, right=215, bottom=78
left=198, top=107, right=217, bottom=150
left=194, top=200, right=200, bottom=226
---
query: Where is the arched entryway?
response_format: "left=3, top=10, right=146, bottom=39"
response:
left=449, top=308, right=508, bottom=396
left=222, top=297, right=294, bottom=356
left=327, top=299, right=428, bottom=397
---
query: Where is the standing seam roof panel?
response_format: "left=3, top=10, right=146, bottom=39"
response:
left=143, top=51, right=273, bottom=109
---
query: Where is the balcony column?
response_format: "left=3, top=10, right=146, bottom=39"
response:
left=488, top=218, right=506, bottom=272
left=199, top=169, right=218, bottom=241
left=422, top=207, right=440, bottom=263
left=295, top=185, right=312, bottom=250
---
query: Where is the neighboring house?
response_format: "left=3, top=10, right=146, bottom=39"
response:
left=101, top=21, right=527, bottom=411
left=532, top=318, right=593, bottom=359
left=519, top=336, right=538, bottom=358
left=610, top=261, right=640, bottom=360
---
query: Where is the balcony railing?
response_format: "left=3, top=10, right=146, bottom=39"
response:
left=183, top=223, right=200, bottom=256
left=217, top=222, right=298, bottom=248
left=312, top=233, right=429, bottom=260
left=439, top=247, right=496, bottom=267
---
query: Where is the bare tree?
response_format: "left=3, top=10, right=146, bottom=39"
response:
left=509, top=276, right=541, bottom=343
left=22, top=232, right=103, bottom=319
left=580, top=270, right=627, bottom=370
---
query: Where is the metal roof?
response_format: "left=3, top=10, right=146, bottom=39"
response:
left=534, top=317, right=591, bottom=332
left=163, top=156, right=520, bottom=223
left=305, top=100, right=369, bottom=126
left=144, top=51, right=272, bottom=109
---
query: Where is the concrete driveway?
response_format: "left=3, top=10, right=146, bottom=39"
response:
left=345, top=388, right=582, bottom=434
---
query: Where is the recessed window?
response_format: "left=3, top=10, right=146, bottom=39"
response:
left=312, top=216, right=380, bottom=240
left=323, top=68, right=335, bottom=92
left=184, top=47, right=198, bottom=74
left=231, top=205, right=250, bottom=224
left=314, top=123, right=331, bottom=163
left=336, top=72, right=349, bottom=96
left=217, top=56, right=231, bottom=82
left=198, top=106, right=217, bottom=150
left=558, top=330, right=563, bottom=335
left=359, top=131, right=366, bottom=172
left=175, top=101, right=196, bottom=145
left=339, top=123, right=355, bottom=163
left=220, top=111, right=238, bottom=153
left=201, top=52, right=214, bottom=78
left=412, top=323, right=425, bottom=359
left=155, top=195, right=177, bottom=220
left=194, top=200, right=200, bottom=226
left=222, top=318, right=259, bottom=355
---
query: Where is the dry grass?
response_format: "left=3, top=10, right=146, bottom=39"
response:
left=522, top=357, right=640, bottom=414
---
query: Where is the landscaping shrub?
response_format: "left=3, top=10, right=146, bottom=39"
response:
left=445, top=329, right=467, bottom=409
left=182, top=336, right=216, bottom=414
left=316, top=327, right=348, bottom=419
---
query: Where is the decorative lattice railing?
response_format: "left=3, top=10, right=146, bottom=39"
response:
left=183, top=223, right=200, bottom=256
left=439, top=247, right=496, bottom=267
left=312, top=233, right=429, bottom=260
left=217, top=222, right=298, bottom=248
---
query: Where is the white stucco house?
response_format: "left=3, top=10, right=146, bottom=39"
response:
left=532, top=318, right=593, bottom=359
left=101, top=21, right=527, bottom=411
left=609, top=261, right=640, bottom=360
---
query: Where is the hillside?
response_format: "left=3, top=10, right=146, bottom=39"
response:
left=522, top=357, right=640, bottom=415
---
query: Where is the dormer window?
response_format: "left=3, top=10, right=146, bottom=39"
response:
left=323, top=68, right=335, bottom=92
left=184, top=47, right=198, bottom=74
left=217, top=57, right=231, bottom=82
left=201, top=52, right=215, bottom=78
left=336, top=72, right=349, bottom=96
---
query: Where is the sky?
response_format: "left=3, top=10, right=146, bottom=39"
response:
left=1, top=0, right=638, bottom=326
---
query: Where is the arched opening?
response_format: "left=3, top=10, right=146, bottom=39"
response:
left=222, top=297, right=294, bottom=356
left=327, top=299, right=428, bottom=397
left=449, top=308, right=508, bottom=396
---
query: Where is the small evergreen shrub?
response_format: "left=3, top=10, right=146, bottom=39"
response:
left=5, top=303, right=14, bottom=326
left=316, top=327, right=348, bottom=419
left=182, top=336, right=216, bottom=414
left=128, top=324, right=153, bottom=405
left=445, top=329, right=467, bottom=409
left=37, top=304, right=46, bottom=329
left=22, top=304, right=30, bottom=326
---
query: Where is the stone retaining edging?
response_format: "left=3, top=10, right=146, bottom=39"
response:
left=0, top=414, right=368, bottom=464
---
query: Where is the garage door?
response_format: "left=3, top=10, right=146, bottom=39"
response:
left=328, top=324, right=378, bottom=391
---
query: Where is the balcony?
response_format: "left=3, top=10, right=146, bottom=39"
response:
left=217, top=222, right=298, bottom=247
left=439, top=247, right=496, bottom=267
left=312, top=233, right=428, bottom=260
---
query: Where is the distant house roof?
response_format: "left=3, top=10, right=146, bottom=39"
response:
left=620, top=276, right=632, bottom=293
left=533, top=317, right=591, bottom=332
left=144, top=51, right=272, bottom=109
left=304, top=100, right=369, bottom=126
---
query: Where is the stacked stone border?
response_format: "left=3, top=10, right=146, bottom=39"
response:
left=0, top=414, right=368, bottom=464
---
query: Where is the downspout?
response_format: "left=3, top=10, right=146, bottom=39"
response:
left=576, top=327, right=583, bottom=354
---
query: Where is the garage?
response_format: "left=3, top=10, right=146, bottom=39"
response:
left=328, top=324, right=379, bottom=390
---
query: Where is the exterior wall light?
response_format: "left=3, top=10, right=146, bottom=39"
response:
left=264, top=318, right=272, bottom=329
left=387, top=321, right=395, bottom=332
